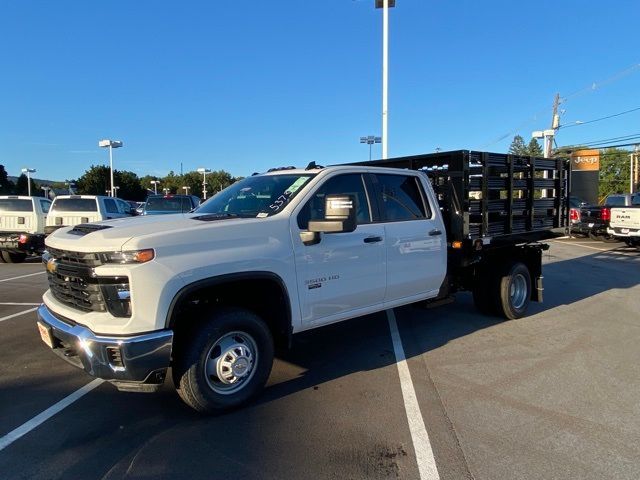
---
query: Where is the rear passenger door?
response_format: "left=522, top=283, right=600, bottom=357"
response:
left=373, top=173, right=446, bottom=303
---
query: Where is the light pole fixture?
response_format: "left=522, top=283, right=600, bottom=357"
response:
left=98, top=139, right=123, bottom=197
left=113, top=186, right=120, bottom=198
left=64, top=179, right=75, bottom=194
left=163, top=187, right=170, bottom=195
left=21, top=168, right=36, bottom=196
left=182, top=186, right=190, bottom=195
left=197, top=167, right=211, bottom=199
left=360, top=136, right=382, bottom=161
left=375, top=0, right=396, bottom=159
left=41, top=185, right=51, bottom=199
left=150, top=180, right=160, bottom=194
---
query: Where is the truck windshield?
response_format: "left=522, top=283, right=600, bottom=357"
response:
left=194, top=174, right=315, bottom=218
left=52, top=198, right=98, bottom=212
left=0, top=199, right=33, bottom=212
left=605, top=196, right=626, bottom=207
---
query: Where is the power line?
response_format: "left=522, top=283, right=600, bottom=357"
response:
left=560, top=106, right=640, bottom=129
left=481, top=63, right=640, bottom=148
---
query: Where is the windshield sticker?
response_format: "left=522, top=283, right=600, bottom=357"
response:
left=269, top=193, right=290, bottom=212
left=284, top=177, right=309, bottom=195
left=256, top=212, right=269, bottom=218
left=240, top=187, right=253, bottom=193
left=269, top=177, right=311, bottom=212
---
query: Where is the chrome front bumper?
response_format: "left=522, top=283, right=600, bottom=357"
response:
left=37, top=304, right=173, bottom=391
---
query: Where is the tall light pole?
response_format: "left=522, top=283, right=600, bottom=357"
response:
left=375, top=0, right=395, bottom=159
left=150, top=180, right=160, bottom=194
left=197, top=167, right=211, bottom=199
left=113, top=186, right=120, bottom=198
left=41, top=185, right=51, bottom=199
left=360, top=136, right=382, bottom=161
left=183, top=186, right=190, bottom=195
left=21, top=168, right=36, bottom=196
left=99, top=139, right=123, bottom=197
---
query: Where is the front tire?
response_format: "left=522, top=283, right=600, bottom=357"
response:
left=0, top=251, right=26, bottom=263
left=497, top=262, right=531, bottom=320
left=173, top=308, right=274, bottom=413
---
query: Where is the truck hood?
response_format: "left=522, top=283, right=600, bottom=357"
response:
left=45, top=214, right=223, bottom=252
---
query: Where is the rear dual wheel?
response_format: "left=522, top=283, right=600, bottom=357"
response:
left=0, top=251, right=26, bottom=263
left=473, top=261, right=531, bottom=320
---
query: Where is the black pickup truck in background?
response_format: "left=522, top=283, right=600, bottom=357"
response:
left=574, top=194, right=637, bottom=241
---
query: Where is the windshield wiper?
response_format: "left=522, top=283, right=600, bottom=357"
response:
left=192, top=213, right=241, bottom=221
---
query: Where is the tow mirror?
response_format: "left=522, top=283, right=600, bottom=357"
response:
left=308, top=194, right=357, bottom=234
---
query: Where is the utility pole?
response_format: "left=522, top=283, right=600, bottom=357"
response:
left=547, top=93, right=560, bottom=158
left=630, top=145, right=639, bottom=193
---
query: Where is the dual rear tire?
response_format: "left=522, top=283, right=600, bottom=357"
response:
left=473, top=261, right=531, bottom=320
left=0, top=251, right=27, bottom=263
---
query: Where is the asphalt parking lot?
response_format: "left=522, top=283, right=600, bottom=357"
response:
left=1, top=237, right=639, bottom=480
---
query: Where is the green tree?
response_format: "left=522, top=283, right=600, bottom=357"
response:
left=508, top=135, right=528, bottom=155
left=139, top=175, right=161, bottom=194
left=0, top=165, right=14, bottom=194
left=159, top=171, right=182, bottom=194
left=116, top=170, right=146, bottom=201
left=76, top=165, right=110, bottom=195
left=14, top=173, right=38, bottom=196
left=76, top=165, right=146, bottom=200
left=598, top=147, right=630, bottom=200
left=180, top=170, right=236, bottom=198
left=527, top=138, right=544, bottom=157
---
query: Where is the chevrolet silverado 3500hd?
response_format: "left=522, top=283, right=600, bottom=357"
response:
left=36, top=151, right=569, bottom=412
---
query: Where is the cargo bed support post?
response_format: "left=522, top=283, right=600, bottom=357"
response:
left=507, top=155, right=514, bottom=235
left=481, top=152, right=489, bottom=238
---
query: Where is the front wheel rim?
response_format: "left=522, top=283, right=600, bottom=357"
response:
left=509, top=273, right=528, bottom=310
left=204, top=331, right=259, bottom=395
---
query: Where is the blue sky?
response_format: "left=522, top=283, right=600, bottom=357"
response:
left=1, top=0, right=639, bottom=182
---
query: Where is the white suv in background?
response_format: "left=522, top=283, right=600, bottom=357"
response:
left=45, top=195, right=134, bottom=234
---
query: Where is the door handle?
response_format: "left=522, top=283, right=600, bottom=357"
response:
left=364, top=236, right=383, bottom=243
left=428, top=229, right=442, bottom=236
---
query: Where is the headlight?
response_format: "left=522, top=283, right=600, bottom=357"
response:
left=102, top=249, right=155, bottom=264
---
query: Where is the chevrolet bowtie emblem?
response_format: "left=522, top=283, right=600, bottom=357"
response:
left=46, top=258, right=57, bottom=274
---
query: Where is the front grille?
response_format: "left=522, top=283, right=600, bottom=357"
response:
left=48, top=271, right=106, bottom=312
left=47, top=247, right=103, bottom=267
left=46, top=248, right=130, bottom=315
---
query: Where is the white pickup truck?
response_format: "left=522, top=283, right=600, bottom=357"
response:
left=36, top=151, right=569, bottom=412
left=45, top=195, right=134, bottom=234
left=607, top=193, right=640, bottom=247
left=0, top=195, right=52, bottom=263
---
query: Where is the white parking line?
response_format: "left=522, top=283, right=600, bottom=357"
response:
left=0, top=307, right=38, bottom=323
left=0, top=379, right=104, bottom=451
left=0, top=271, right=46, bottom=283
left=0, top=302, right=41, bottom=306
left=386, top=309, right=440, bottom=480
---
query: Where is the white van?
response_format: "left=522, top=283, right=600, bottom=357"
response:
left=0, top=195, right=52, bottom=262
left=45, top=195, right=134, bottom=234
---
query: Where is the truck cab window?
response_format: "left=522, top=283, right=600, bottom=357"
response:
left=104, top=199, right=119, bottom=214
left=376, top=174, right=430, bottom=222
left=297, top=174, right=371, bottom=230
left=40, top=199, right=51, bottom=213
